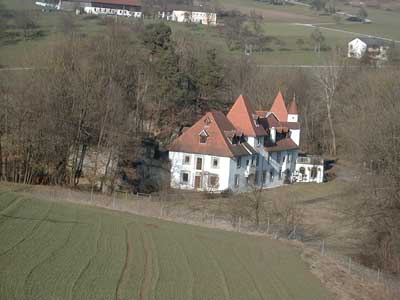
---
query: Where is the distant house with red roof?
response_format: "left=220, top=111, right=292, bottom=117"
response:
left=168, top=92, right=302, bottom=192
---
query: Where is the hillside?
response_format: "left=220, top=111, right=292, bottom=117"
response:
left=1, top=0, right=400, bottom=67
left=0, top=188, right=330, bottom=300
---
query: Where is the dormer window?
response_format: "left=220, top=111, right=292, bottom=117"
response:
left=199, top=130, right=208, bottom=144
left=200, top=135, right=207, bottom=144
left=204, top=117, right=211, bottom=126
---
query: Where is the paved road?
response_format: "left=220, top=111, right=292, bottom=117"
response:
left=294, top=23, right=400, bottom=43
left=0, top=67, right=35, bottom=72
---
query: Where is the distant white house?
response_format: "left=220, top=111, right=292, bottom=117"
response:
left=168, top=92, right=301, bottom=192
left=159, top=6, right=217, bottom=25
left=293, top=155, right=324, bottom=184
left=59, top=0, right=142, bottom=18
left=348, top=37, right=388, bottom=61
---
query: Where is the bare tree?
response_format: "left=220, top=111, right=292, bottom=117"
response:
left=312, top=51, right=345, bottom=156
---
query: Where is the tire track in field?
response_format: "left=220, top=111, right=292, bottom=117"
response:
left=22, top=206, right=78, bottom=299
left=0, top=196, right=25, bottom=226
left=195, top=235, right=231, bottom=300
left=0, top=193, right=22, bottom=214
left=0, top=202, right=54, bottom=257
left=71, top=215, right=102, bottom=299
left=164, top=229, right=194, bottom=300
left=232, top=245, right=265, bottom=300
left=257, top=245, right=294, bottom=300
left=139, top=227, right=159, bottom=300
left=116, top=224, right=130, bottom=300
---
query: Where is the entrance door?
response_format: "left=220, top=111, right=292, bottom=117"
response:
left=194, top=175, right=202, bottom=189
left=196, top=157, right=203, bottom=170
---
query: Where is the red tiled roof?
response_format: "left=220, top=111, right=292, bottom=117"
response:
left=288, top=98, right=298, bottom=115
left=270, top=91, right=288, bottom=122
left=227, top=95, right=267, bottom=137
left=264, top=138, right=299, bottom=152
left=168, top=111, right=255, bottom=157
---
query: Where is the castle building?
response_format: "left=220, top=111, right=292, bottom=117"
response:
left=168, top=92, right=300, bottom=192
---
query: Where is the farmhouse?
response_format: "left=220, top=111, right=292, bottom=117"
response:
left=59, top=0, right=142, bottom=17
left=168, top=92, right=300, bottom=192
left=158, top=5, right=217, bottom=25
left=348, top=37, right=388, bottom=61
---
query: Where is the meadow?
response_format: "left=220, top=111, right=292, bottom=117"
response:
left=2, top=0, right=400, bottom=67
left=0, top=187, right=330, bottom=300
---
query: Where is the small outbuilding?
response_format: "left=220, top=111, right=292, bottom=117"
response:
left=348, top=37, right=388, bottom=61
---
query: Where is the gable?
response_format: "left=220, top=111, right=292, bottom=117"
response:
left=227, top=95, right=267, bottom=137
left=168, top=111, right=253, bottom=157
left=270, top=91, right=288, bottom=122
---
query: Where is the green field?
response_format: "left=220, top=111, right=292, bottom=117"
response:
left=0, top=188, right=329, bottom=300
left=2, top=0, right=400, bottom=67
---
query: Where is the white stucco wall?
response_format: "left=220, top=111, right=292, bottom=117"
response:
left=287, top=114, right=298, bottom=122
left=169, top=151, right=232, bottom=191
left=170, top=10, right=216, bottom=25
left=348, top=39, right=367, bottom=58
left=169, top=146, right=299, bottom=192
left=294, top=163, right=324, bottom=183
left=290, top=129, right=300, bottom=146
left=84, top=6, right=142, bottom=18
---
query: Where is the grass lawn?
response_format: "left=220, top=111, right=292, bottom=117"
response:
left=0, top=188, right=330, bottom=300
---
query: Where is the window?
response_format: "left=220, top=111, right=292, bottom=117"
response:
left=199, top=130, right=208, bottom=144
left=181, top=172, right=189, bottom=184
left=311, top=167, right=318, bottom=179
left=234, top=174, right=240, bottom=187
left=255, top=171, right=259, bottom=184
left=257, top=137, right=262, bottom=146
left=246, top=159, right=250, bottom=166
left=196, top=157, right=203, bottom=170
left=269, top=170, right=274, bottom=182
left=256, top=155, right=260, bottom=167
left=200, top=135, right=207, bottom=144
left=236, top=157, right=241, bottom=169
left=211, top=158, right=219, bottom=168
left=277, top=152, right=281, bottom=163
left=288, top=153, right=292, bottom=163
left=299, top=167, right=305, bottom=175
left=283, top=155, right=286, bottom=163
left=267, top=153, right=271, bottom=164
left=209, top=175, right=219, bottom=187
left=183, top=155, right=190, bottom=165
left=278, top=169, right=282, bottom=180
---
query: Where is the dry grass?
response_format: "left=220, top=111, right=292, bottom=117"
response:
left=301, top=246, right=397, bottom=300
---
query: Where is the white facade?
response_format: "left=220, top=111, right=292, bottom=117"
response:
left=290, top=129, right=300, bottom=146
left=348, top=38, right=367, bottom=59
left=169, top=149, right=298, bottom=193
left=293, top=156, right=324, bottom=183
left=160, top=10, right=217, bottom=25
left=169, top=152, right=236, bottom=191
left=83, top=6, right=142, bottom=18
left=348, top=38, right=388, bottom=61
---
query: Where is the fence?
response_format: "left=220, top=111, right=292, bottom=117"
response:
left=21, top=185, right=400, bottom=296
